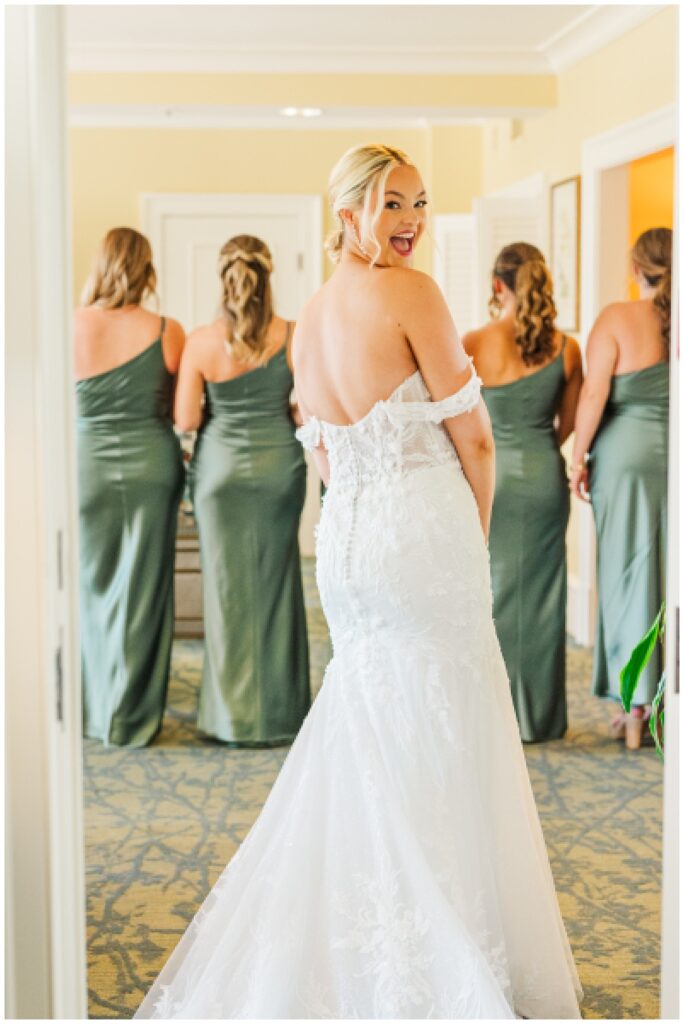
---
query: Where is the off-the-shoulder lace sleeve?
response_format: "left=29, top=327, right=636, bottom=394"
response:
left=384, top=368, right=482, bottom=426
left=295, top=416, right=322, bottom=451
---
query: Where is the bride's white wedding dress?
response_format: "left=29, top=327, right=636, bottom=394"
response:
left=136, top=366, right=582, bottom=1019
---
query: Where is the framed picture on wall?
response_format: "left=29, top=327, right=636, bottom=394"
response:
left=550, top=176, right=581, bottom=331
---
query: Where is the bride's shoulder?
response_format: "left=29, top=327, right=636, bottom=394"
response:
left=380, top=267, right=443, bottom=303
left=379, top=268, right=449, bottom=325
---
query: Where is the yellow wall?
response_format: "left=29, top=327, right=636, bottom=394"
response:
left=69, top=7, right=676, bottom=303
left=69, top=70, right=556, bottom=111
left=627, top=146, right=675, bottom=298
left=481, top=8, right=677, bottom=194
left=70, top=124, right=482, bottom=299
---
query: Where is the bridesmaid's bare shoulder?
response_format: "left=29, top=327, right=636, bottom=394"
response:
left=183, top=321, right=220, bottom=355
left=73, top=304, right=106, bottom=339
left=462, top=320, right=508, bottom=360
left=561, top=333, right=583, bottom=379
left=595, top=298, right=656, bottom=331
left=461, top=323, right=491, bottom=359
left=160, top=316, right=186, bottom=373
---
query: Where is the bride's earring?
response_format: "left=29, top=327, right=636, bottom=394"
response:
left=353, top=224, right=371, bottom=260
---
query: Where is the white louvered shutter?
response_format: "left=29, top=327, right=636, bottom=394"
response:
left=473, top=196, right=546, bottom=324
left=432, top=214, right=476, bottom=337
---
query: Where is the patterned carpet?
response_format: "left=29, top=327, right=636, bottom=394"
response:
left=84, top=561, right=662, bottom=1019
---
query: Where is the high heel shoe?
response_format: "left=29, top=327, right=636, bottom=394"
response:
left=625, top=708, right=646, bottom=750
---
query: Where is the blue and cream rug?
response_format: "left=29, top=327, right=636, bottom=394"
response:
left=84, top=563, right=662, bottom=1019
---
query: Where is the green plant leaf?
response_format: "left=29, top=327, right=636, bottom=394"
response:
left=649, top=670, right=666, bottom=757
left=619, top=603, right=665, bottom=712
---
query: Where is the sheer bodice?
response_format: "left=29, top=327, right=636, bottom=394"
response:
left=296, top=367, right=482, bottom=498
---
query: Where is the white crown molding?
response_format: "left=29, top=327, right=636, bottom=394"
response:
left=68, top=103, right=545, bottom=130
left=68, top=42, right=554, bottom=76
left=67, top=5, right=669, bottom=77
left=541, top=4, right=666, bottom=72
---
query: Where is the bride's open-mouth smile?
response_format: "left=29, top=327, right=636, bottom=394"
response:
left=389, top=231, right=416, bottom=257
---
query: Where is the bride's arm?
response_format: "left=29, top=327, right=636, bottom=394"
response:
left=394, top=271, right=495, bottom=541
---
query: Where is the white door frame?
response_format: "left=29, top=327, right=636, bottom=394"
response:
left=141, top=191, right=323, bottom=310
left=6, top=6, right=87, bottom=1018
left=581, top=103, right=678, bottom=1018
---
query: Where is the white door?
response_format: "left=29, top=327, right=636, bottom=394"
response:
left=473, top=195, right=546, bottom=324
left=142, top=193, right=323, bottom=556
left=142, top=193, right=322, bottom=328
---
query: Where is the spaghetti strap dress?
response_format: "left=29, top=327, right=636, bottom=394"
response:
left=589, top=361, right=669, bottom=704
left=76, top=320, right=184, bottom=747
left=189, top=331, right=310, bottom=744
left=482, top=342, right=569, bottom=742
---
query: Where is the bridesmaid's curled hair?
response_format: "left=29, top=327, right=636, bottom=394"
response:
left=218, top=235, right=274, bottom=366
left=81, top=227, right=157, bottom=309
left=631, top=227, right=672, bottom=348
left=490, top=242, right=557, bottom=366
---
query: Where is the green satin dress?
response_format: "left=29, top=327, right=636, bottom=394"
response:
left=189, top=340, right=310, bottom=744
left=482, top=346, right=569, bottom=743
left=589, top=362, right=669, bottom=704
left=77, top=327, right=184, bottom=747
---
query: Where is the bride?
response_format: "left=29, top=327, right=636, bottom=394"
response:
left=136, top=143, right=583, bottom=1019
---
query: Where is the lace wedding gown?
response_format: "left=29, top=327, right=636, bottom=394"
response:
left=136, top=367, right=583, bottom=1020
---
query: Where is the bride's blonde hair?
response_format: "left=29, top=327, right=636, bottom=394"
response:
left=81, top=227, right=157, bottom=308
left=218, top=235, right=274, bottom=366
left=325, top=143, right=410, bottom=266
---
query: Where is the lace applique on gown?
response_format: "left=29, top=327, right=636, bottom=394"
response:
left=135, top=367, right=583, bottom=1020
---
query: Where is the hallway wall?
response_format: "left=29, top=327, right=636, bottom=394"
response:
left=480, top=7, right=676, bottom=195
left=69, top=123, right=483, bottom=306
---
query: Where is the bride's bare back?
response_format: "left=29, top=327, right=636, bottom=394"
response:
left=293, top=263, right=418, bottom=426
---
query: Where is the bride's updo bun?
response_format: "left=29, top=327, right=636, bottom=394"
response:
left=631, top=227, right=672, bottom=347
left=326, top=143, right=410, bottom=266
left=490, top=242, right=558, bottom=366
left=218, top=235, right=274, bottom=366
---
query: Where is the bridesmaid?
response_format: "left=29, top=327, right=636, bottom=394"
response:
left=175, top=235, right=310, bottom=745
left=463, top=242, right=583, bottom=742
left=570, top=228, right=671, bottom=749
left=75, top=227, right=185, bottom=746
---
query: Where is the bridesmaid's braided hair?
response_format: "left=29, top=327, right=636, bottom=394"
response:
left=81, top=227, right=157, bottom=309
left=631, top=227, right=672, bottom=348
left=218, top=235, right=274, bottom=366
left=489, top=242, right=557, bottom=366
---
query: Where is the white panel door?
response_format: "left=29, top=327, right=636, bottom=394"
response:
left=142, top=193, right=323, bottom=556
left=473, top=196, right=546, bottom=324
left=433, top=214, right=476, bottom=336
left=142, top=193, right=322, bottom=330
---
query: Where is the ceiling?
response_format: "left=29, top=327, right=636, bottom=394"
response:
left=66, top=4, right=663, bottom=75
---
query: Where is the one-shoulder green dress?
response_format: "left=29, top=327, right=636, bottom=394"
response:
left=77, top=326, right=184, bottom=747
left=589, top=362, right=669, bottom=704
left=189, top=340, right=310, bottom=744
left=482, top=346, right=569, bottom=742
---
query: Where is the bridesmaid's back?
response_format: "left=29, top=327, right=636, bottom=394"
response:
left=465, top=323, right=569, bottom=442
left=482, top=345, right=566, bottom=442
left=75, top=306, right=183, bottom=421
left=204, top=345, right=297, bottom=447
